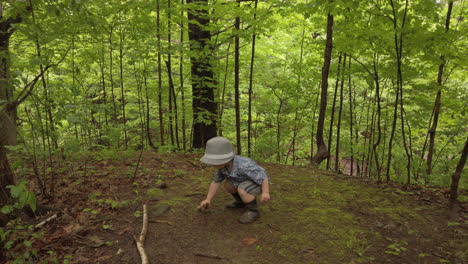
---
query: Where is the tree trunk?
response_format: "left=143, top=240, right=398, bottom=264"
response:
left=109, top=30, right=118, bottom=123
left=247, top=0, right=258, bottom=157
left=335, top=54, right=346, bottom=173
left=311, top=13, right=334, bottom=166
left=348, top=58, right=354, bottom=176
left=326, top=53, right=342, bottom=170
left=119, top=26, right=128, bottom=150
left=143, top=63, right=156, bottom=149
left=372, top=54, right=382, bottom=180
left=218, top=41, right=231, bottom=136
left=234, top=0, right=242, bottom=155
left=187, top=0, right=217, bottom=148
left=0, top=14, right=21, bottom=211
left=180, top=0, right=187, bottom=152
left=449, top=137, right=468, bottom=204
left=157, top=0, right=165, bottom=145
left=428, top=1, right=453, bottom=176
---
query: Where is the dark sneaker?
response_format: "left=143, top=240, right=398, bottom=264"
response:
left=225, top=201, right=245, bottom=209
left=239, top=210, right=259, bottom=224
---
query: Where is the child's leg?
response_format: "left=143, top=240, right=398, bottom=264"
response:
left=223, top=180, right=237, bottom=194
left=224, top=180, right=245, bottom=208
left=237, top=181, right=261, bottom=224
left=237, top=187, right=256, bottom=203
left=237, top=181, right=260, bottom=203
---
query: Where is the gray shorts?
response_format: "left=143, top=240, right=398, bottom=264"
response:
left=237, top=180, right=261, bottom=195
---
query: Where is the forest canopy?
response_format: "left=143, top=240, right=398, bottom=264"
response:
left=0, top=0, right=466, bottom=190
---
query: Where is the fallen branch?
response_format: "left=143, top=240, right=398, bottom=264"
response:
left=134, top=204, right=149, bottom=264
left=34, top=214, right=58, bottom=230
left=194, top=252, right=223, bottom=260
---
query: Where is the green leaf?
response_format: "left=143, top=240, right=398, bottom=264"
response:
left=24, top=240, right=33, bottom=247
left=4, top=240, right=14, bottom=249
left=1, top=205, right=14, bottom=214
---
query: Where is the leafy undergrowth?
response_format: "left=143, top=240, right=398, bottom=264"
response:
left=4, top=151, right=467, bottom=263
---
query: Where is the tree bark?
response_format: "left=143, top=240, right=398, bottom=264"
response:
left=449, top=137, right=468, bottom=204
left=348, top=58, right=354, bottom=176
left=157, top=0, right=165, bottom=145
left=180, top=0, right=187, bottom=152
left=326, top=53, right=342, bottom=170
left=234, top=0, right=242, bottom=155
left=0, top=11, right=22, bottom=210
left=311, top=13, right=334, bottom=166
left=119, top=25, right=128, bottom=150
left=427, top=1, right=453, bottom=176
left=187, top=0, right=217, bottom=148
left=335, top=54, right=346, bottom=173
left=247, top=0, right=258, bottom=157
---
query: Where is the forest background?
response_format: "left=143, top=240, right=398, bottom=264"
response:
left=0, top=0, right=467, bottom=208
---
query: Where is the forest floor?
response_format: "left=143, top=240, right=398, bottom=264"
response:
left=7, top=151, right=468, bottom=264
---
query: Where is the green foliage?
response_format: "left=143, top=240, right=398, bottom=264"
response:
left=1, top=181, right=37, bottom=214
left=0, top=218, right=41, bottom=263
left=2, top=0, right=465, bottom=189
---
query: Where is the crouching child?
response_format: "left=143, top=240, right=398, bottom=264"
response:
left=198, top=137, right=271, bottom=224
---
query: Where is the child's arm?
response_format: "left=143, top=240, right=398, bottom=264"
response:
left=260, top=177, right=270, bottom=202
left=199, top=181, right=220, bottom=211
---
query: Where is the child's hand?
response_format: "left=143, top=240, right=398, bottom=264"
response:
left=260, top=192, right=270, bottom=203
left=198, top=199, right=211, bottom=211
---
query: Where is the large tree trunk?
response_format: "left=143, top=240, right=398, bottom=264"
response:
left=311, top=13, right=334, bottom=166
left=0, top=15, right=21, bottom=210
left=187, top=0, right=217, bottom=148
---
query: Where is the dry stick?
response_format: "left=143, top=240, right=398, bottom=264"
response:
left=134, top=204, right=149, bottom=264
left=34, top=214, right=58, bottom=229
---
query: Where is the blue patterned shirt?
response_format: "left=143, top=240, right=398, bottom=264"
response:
left=213, top=156, right=270, bottom=187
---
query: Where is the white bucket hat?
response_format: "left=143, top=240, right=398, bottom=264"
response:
left=200, top=137, right=235, bottom=165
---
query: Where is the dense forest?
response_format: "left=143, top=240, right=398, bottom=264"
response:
left=0, top=0, right=467, bottom=262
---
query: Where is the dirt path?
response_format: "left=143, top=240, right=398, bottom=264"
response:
left=21, top=152, right=467, bottom=263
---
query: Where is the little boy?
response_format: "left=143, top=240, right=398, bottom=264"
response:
left=198, top=136, right=271, bottom=224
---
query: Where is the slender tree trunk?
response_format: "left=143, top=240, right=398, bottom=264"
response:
left=180, top=0, right=187, bottom=152
left=372, top=54, right=382, bottom=180
left=449, top=137, right=468, bottom=204
left=310, top=82, right=320, bottom=164
left=219, top=42, right=231, bottom=136
left=157, top=0, right=165, bottom=145
left=31, top=6, right=58, bottom=151
left=187, top=0, right=217, bottom=148
left=335, top=54, right=346, bottom=173
left=109, top=30, right=118, bottom=123
left=119, top=26, right=128, bottom=150
left=327, top=54, right=342, bottom=170
left=247, top=0, right=258, bottom=157
left=386, top=82, right=399, bottom=181
left=348, top=58, right=354, bottom=176
left=312, top=13, right=334, bottom=166
left=100, top=40, right=108, bottom=126
left=234, top=0, right=242, bottom=154
left=167, top=0, right=176, bottom=147
left=143, top=63, right=156, bottom=149
left=428, top=1, right=453, bottom=176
